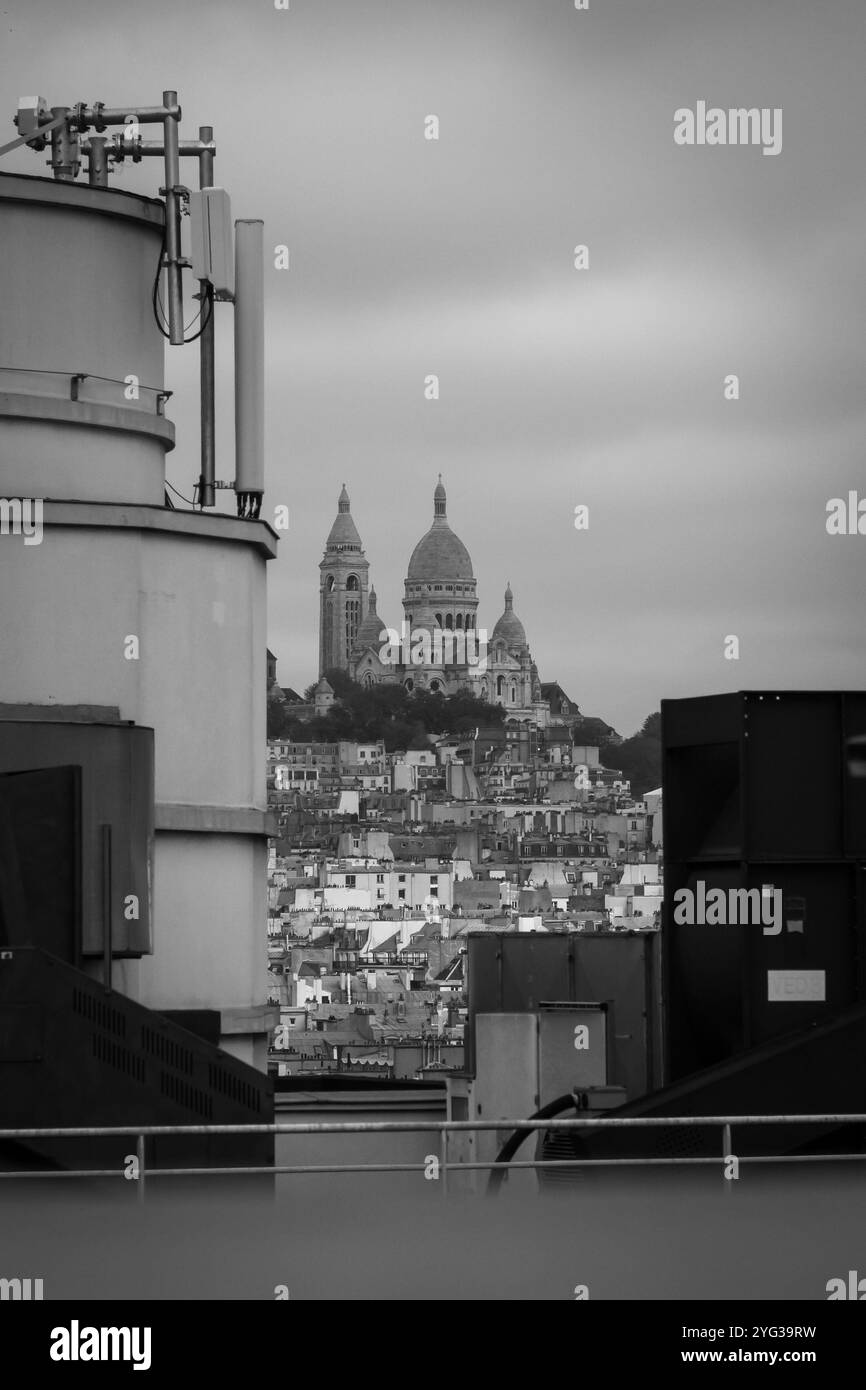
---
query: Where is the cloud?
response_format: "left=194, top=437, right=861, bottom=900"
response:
left=6, top=0, right=866, bottom=731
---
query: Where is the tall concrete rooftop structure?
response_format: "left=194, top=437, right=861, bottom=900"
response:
left=0, top=96, right=277, bottom=1080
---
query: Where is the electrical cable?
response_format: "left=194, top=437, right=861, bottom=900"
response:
left=165, top=479, right=196, bottom=508
left=151, top=229, right=171, bottom=339
left=486, top=1092, right=579, bottom=1196
left=183, top=284, right=213, bottom=343
left=151, top=234, right=215, bottom=344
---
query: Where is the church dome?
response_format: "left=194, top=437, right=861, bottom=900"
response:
left=353, top=587, right=388, bottom=652
left=492, top=583, right=527, bottom=648
left=407, top=477, right=474, bottom=582
left=326, top=484, right=363, bottom=549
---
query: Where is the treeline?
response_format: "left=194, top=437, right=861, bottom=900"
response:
left=268, top=670, right=504, bottom=751
left=599, top=712, right=661, bottom=798
left=268, top=671, right=661, bottom=796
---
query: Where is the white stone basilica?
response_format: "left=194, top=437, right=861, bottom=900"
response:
left=318, top=479, right=552, bottom=728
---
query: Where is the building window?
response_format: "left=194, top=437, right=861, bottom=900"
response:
left=398, top=874, right=406, bottom=883
left=398, top=889, right=406, bottom=900
left=345, top=874, right=356, bottom=888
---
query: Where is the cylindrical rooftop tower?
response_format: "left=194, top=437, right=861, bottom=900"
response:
left=0, top=170, right=277, bottom=1069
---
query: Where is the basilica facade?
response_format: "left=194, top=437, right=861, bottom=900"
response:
left=318, top=479, right=554, bottom=728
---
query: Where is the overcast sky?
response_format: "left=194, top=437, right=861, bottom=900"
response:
left=3, top=0, right=866, bottom=733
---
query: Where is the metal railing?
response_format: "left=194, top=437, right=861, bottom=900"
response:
left=0, top=1114, right=865, bottom=1200
left=0, top=366, right=172, bottom=414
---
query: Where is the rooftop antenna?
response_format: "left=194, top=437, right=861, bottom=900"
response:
left=4, top=92, right=264, bottom=519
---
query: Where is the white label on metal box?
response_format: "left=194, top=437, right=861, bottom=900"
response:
left=767, top=970, right=826, bottom=1002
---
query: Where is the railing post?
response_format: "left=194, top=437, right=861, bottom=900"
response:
left=722, top=1122, right=732, bottom=1196
left=137, top=1133, right=146, bottom=1205
left=439, top=1125, right=448, bottom=1198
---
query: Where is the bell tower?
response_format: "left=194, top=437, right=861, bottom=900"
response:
left=319, top=484, right=370, bottom=676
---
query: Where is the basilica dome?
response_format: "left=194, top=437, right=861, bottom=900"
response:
left=491, top=584, right=527, bottom=649
left=406, top=478, right=474, bottom=582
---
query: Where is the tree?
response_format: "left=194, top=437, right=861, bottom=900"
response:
left=573, top=714, right=619, bottom=744
left=267, top=685, right=288, bottom=738
left=600, top=711, right=661, bottom=798
left=276, top=677, right=501, bottom=749
left=639, top=711, right=661, bottom=741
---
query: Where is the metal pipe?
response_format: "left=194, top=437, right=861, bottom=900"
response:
left=87, top=135, right=108, bottom=187
left=2, top=1152, right=866, bottom=1184
left=136, top=1134, right=146, bottom=1205
left=115, top=140, right=216, bottom=157
left=83, top=103, right=180, bottom=127
left=234, top=219, right=265, bottom=518
left=198, top=124, right=214, bottom=185
left=1, top=1114, right=865, bottom=1140
left=199, top=287, right=215, bottom=507
left=198, top=125, right=216, bottom=509
left=49, top=106, right=79, bottom=181
left=722, top=1120, right=733, bottom=1195
left=161, top=90, right=184, bottom=345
